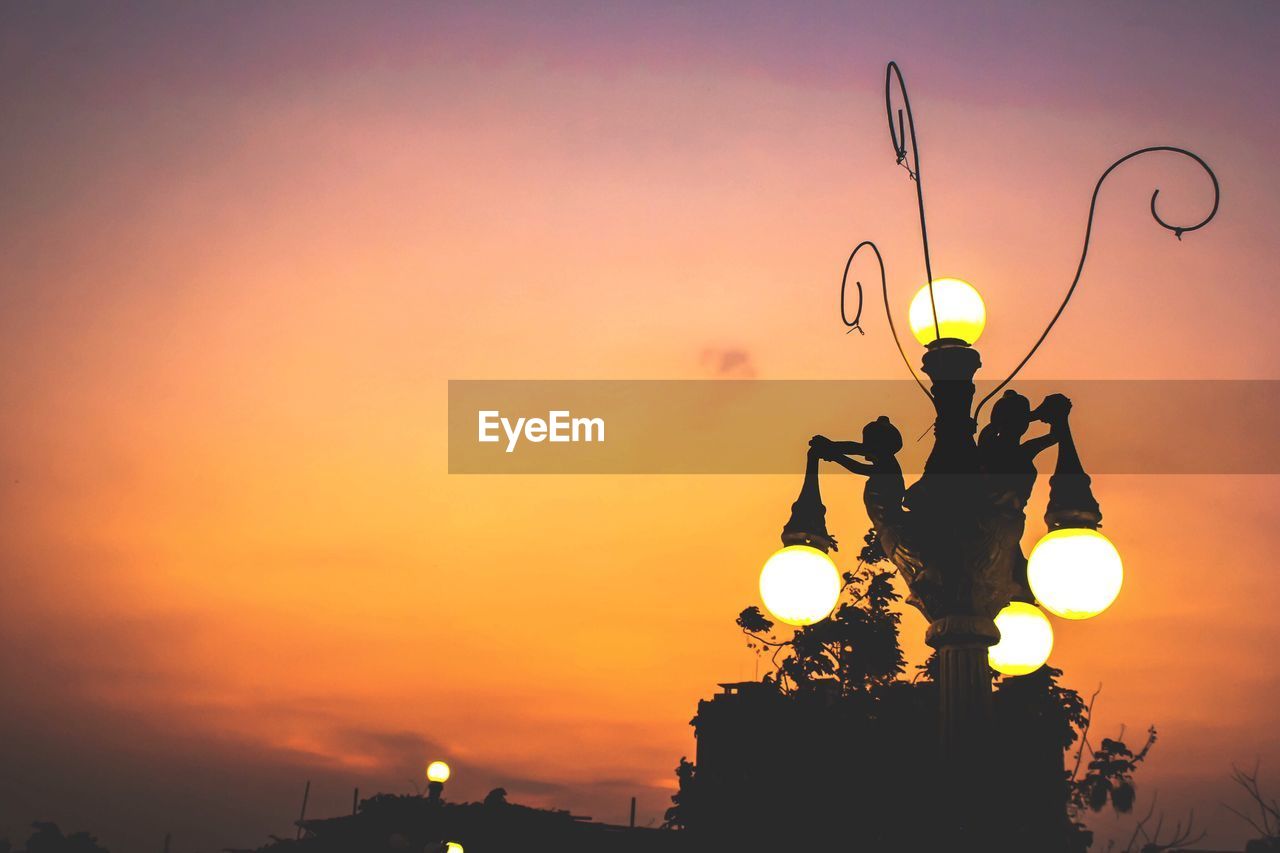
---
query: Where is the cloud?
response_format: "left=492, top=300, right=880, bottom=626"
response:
left=699, top=346, right=757, bottom=378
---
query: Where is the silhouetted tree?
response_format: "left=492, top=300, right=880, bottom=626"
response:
left=1227, top=761, right=1280, bottom=851
left=22, top=824, right=109, bottom=853
left=1071, top=728, right=1156, bottom=815
left=661, top=758, right=698, bottom=830
left=1115, top=795, right=1204, bottom=853
left=738, top=561, right=904, bottom=698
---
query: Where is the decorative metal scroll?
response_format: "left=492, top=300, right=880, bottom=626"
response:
left=842, top=62, right=1220, bottom=415
left=973, top=146, right=1220, bottom=418
left=885, top=60, right=940, bottom=341
left=840, top=240, right=930, bottom=399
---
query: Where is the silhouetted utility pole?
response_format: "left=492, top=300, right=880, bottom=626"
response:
left=296, top=780, right=310, bottom=840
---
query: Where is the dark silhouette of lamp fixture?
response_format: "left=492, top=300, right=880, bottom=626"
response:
left=1026, top=394, right=1124, bottom=620
left=757, top=59, right=1218, bottom=745
left=757, top=443, right=843, bottom=627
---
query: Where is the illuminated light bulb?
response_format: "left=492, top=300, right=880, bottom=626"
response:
left=445, top=844, right=464, bottom=853
left=1028, top=528, right=1123, bottom=620
left=988, top=601, right=1053, bottom=676
left=427, top=761, right=451, bottom=784
left=908, top=278, right=986, bottom=345
left=759, top=545, right=842, bottom=627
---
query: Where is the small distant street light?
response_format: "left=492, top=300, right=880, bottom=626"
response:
left=426, top=760, right=451, bottom=803
left=425, top=843, right=464, bottom=853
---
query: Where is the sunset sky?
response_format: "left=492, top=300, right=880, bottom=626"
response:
left=2, top=2, right=1278, bottom=850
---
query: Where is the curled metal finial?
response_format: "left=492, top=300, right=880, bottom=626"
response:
left=975, top=146, right=1221, bottom=417
left=886, top=60, right=940, bottom=340
left=839, top=246, right=866, bottom=336
left=841, top=240, right=931, bottom=399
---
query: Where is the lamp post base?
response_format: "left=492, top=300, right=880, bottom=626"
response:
left=926, top=615, right=999, bottom=761
left=926, top=615, right=1000, bottom=847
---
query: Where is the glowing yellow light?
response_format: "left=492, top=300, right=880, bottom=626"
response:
left=759, top=545, right=841, bottom=627
left=426, top=761, right=451, bottom=784
left=1028, top=528, right=1123, bottom=620
left=988, top=601, right=1053, bottom=676
left=908, top=278, right=986, bottom=345
left=445, top=844, right=464, bottom=853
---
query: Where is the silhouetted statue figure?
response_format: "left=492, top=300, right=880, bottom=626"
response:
left=810, top=416, right=906, bottom=530
left=809, top=417, right=925, bottom=601
left=978, top=390, right=1059, bottom=512
left=977, top=391, right=1072, bottom=601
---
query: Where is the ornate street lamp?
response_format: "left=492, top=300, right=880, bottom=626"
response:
left=762, top=60, right=1218, bottom=769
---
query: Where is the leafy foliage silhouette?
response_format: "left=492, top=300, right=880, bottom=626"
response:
left=6, top=824, right=110, bottom=853
left=738, top=557, right=905, bottom=698
left=1226, top=761, right=1280, bottom=852
left=669, top=530, right=1157, bottom=851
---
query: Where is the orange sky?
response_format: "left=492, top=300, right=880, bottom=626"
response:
left=1, top=3, right=1278, bottom=850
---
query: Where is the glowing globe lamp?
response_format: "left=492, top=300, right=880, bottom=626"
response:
left=759, top=545, right=842, bottom=627
left=1027, top=528, right=1123, bottom=620
left=427, top=761, right=451, bottom=784
left=445, top=844, right=464, bottom=853
left=908, top=277, right=986, bottom=346
left=989, top=601, right=1053, bottom=676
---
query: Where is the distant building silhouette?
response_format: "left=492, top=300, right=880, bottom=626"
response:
left=233, top=793, right=684, bottom=853
left=675, top=678, right=938, bottom=849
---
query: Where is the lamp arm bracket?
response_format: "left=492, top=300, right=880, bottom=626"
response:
left=975, top=146, right=1220, bottom=418
left=840, top=239, right=931, bottom=399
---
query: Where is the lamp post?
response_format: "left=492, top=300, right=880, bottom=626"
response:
left=758, top=60, right=1219, bottom=839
